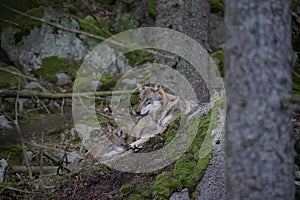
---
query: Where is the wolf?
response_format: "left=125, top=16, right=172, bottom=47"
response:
left=109, top=83, right=200, bottom=150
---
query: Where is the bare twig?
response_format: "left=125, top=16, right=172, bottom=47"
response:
left=0, top=19, right=20, bottom=27
left=14, top=78, right=33, bottom=180
left=33, top=95, right=50, bottom=114
left=0, top=67, right=37, bottom=81
left=0, top=185, right=34, bottom=194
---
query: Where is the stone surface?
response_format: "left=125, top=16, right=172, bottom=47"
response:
left=169, top=188, right=190, bottom=200
left=196, top=105, right=225, bottom=200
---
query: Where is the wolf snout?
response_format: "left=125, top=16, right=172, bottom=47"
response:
left=135, top=109, right=149, bottom=116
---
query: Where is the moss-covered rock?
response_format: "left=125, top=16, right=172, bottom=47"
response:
left=33, top=56, right=80, bottom=83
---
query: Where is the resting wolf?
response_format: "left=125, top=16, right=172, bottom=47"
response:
left=110, top=83, right=198, bottom=149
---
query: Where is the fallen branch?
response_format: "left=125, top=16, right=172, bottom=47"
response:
left=10, top=166, right=61, bottom=175
left=0, top=90, right=137, bottom=99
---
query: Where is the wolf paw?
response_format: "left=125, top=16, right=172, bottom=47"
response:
left=129, top=142, right=142, bottom=152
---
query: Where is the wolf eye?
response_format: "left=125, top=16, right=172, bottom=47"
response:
left=146, top=99, right=151, bottom=105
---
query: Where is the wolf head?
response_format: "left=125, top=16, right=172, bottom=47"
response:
left=135, top=83, right=166, bottom=116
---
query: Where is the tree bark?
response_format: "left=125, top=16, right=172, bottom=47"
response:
left=225, top=1, right=294, bottom=199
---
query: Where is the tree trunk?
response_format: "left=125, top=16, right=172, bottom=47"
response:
left=225, top=1, right=294, bottom=199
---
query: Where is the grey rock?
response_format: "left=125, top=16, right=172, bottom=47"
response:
left=25, top=82, right=46, bottom=92
left=196, top=106, right=225, bottom=200
left=169, top=188, right=190, bottom=200
left=0, top=115, right=12, bottom=129
left=0, top=159, right=8, bottom=183
left=197, top=137, right=225, bottom=200
left=90, top=80, right=102, bottom=91
left=56, top=73, right=72, bottom=85
left=1, top=8, right=91, bottom=74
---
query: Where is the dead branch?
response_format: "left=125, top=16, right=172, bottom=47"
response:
left=0, top=89, right=137, bottom=99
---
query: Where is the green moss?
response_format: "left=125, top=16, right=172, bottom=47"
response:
left=134, top=185, right=152, bottom=198
left=130, top=91, right=140, bottom=109
left=99, top=73, right=118, bottom=91
left=14, top=6, right=45, bottom=30
left=151, top=172, right=183, bottom=199
left=114, top=12, right=131, bottom=32
left=148, top=0, right=157, bottom=18
left=0, top=0, right=48, bottom=31
left=75, top=15, right=112, bottom=39
left=97, top=114, right=116, bottom=126
left=0, top=66, right=27, bottom=89
left=211, top=49, right=224, bottom=77
left=127, top=194, right=143, bottom=200
left=33, top=56, right=80, bottom=83
left=148, top=97, right=224, bottom=198
left=190, top=112, right=211, bottom=157
left=119, top=183, right=133, bottom=194
left=164, top=115, right=182, bottom=145
left=0, top=145, right=23, bottom=165
left=210, top=0, right=224, bottom=14
left=125, top=50, right=153, bottom=67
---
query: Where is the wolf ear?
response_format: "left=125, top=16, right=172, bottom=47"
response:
left=154, top=83, right=161, bottom=91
